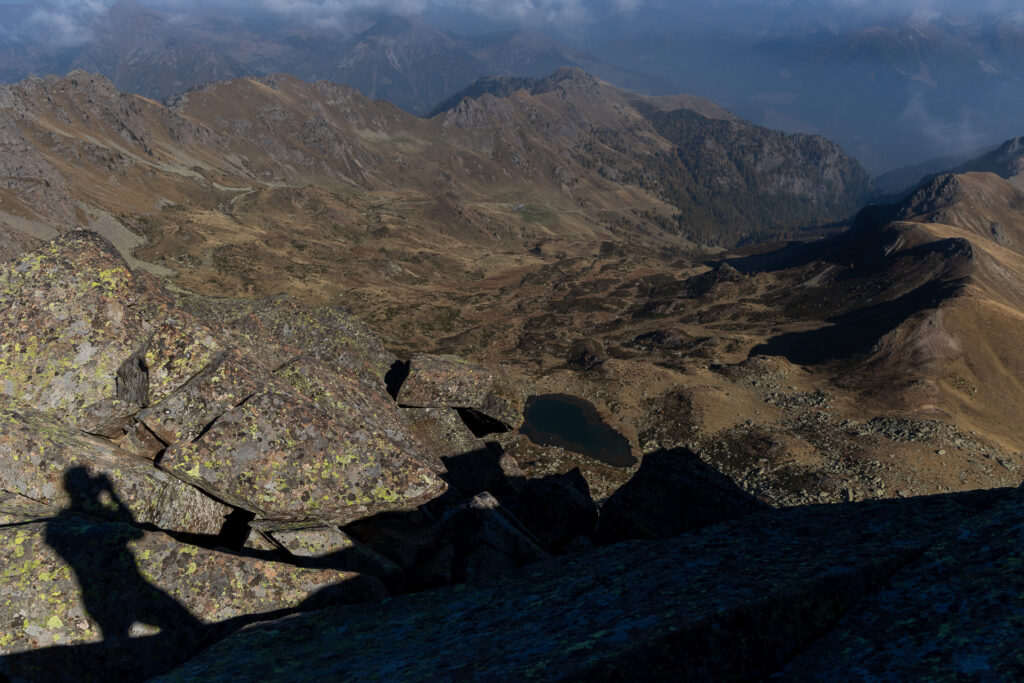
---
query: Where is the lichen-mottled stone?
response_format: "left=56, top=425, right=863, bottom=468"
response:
left=155, top=493, right=993, bottom=682
left=0, top=490, right=51, bottom=524
left=781, top=485, right=1024, bottom=681
left=0, top=401, right=230, bottom=535
left=259, top=522, right=404, bottom=586
left=396, top=353, right=524, bottom=428
left=179, top=295, right=395, bottom=389
left=159, top=378, right=446, bottom=525
left=264, top=523, right=356, bottom=558
left=400, top=407, right=484, bottom=470
left=275, top=354, right=431, bottom=470
left=0, top=516, right=386, bottom=665
left=0, top=231, right=220, bottom=423
left=138, top=348, right=268, bottom=445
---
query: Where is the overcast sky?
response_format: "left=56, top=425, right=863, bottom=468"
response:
left=1, top=0, right=1020, bottom=48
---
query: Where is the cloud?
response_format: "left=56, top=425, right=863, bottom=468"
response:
left=900, top=87, right=987, bottom=155
left=24, top=0, right=116, bottom=47
left=251, top=0, right=597, bottom=26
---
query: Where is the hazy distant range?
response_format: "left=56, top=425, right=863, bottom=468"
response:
left=2, top=0, right=1023, bottom=174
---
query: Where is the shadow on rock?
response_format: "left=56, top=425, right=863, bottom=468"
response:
left=46, top=468, right=203, bottom=644
left=596, top=448, right=768, bottom=544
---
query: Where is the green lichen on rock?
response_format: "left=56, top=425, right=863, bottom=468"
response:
left=0, top=399, right=230, bottom=535
left=396, top=353, right=525, bottom=428
left=160, top=377, right=446, bottom=524
left=0, top=516, right=385, bottom=658
left=0, top=231, right=220, bottom=423
left=138, top=348, right=269, bottom=445
left=179, top=295, right=396, bottom=389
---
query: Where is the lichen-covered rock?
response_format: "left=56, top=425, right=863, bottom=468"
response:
left=0, top=515, right=386, bottom=680
left=400, top=407, right=484, bottom=470
left=596, top=447, right=768, bottom=544
left=781, top=485, right=1024, bottom=681
left=0, top=490, right=51, bottom=524
left=0, top=231, right=220, bottom=423
left=274, top=354, right=436, bottom=475
left=154, top=493, right=992, bottom=681
left=159, top=378, right=446, bottom=525
left=258, top=521, right=403, bottom=587
left=396, top=354, right=524, bottom=428
left=179, top=295, right=396, bottom=390
left=76, top=398, right=142, bottom=438
left=265, top=523, right=353, bottom=558
left=0, top=401, right=230, bottom=535
left=137, top=348, right=269, bottom=445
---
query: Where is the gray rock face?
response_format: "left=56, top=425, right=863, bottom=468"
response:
left=0, top=514, right=387, bottom=681
left=0, top=401, right=230, bottom=535
left=781, top=485, right=1024, bottom=681
left=397, top=353, right=524, bottom=429
left=159, top=378, right=446, bottom=525
left=154, top=493, right=992, bottom=681
left=0, top=231, right=223, bottom=425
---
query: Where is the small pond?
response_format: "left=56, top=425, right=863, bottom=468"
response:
left=520, top=393, right=636, bottom=468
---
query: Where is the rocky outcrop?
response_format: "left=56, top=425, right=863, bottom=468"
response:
left=781, top=485, right=1024, bottom=680
left=0, top=232, right=220, bottom=424
left=0, top=403, right=230, bottom=535
left=396, top=353, right=524, bottom=429
left=0, top=514, right=385, bottom=682
left=0, top=231, right=459, bottom=677
left=153, top=492, right=995, bottom=681
left=0, top=231, right=446, bottom=528
left=158, top=377, right=444, bottom=524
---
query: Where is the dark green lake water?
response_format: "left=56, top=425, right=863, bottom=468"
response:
left=520, top=393, right=636, bottom=468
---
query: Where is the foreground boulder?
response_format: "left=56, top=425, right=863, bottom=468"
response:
left=0, top=231, right=221, bottom=425
left=159, top=377, right=446, bottom=524
left=596, top=447, right=767, bottom=543
left=396, top=353, right=524, bottom=429
left=178, top=295, right=396, bottom=390
left=154, top=492, right=996, bottom=681
left=0, top=232, right=448, bottom=528
left=0, top=514, right=386, bottom=682
left=0, top=401, right=230, bottom=535
left=781, top=484, right=1024, bottom=680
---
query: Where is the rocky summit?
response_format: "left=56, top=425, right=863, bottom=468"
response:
left=1, top=230, right=1023, bottom=680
